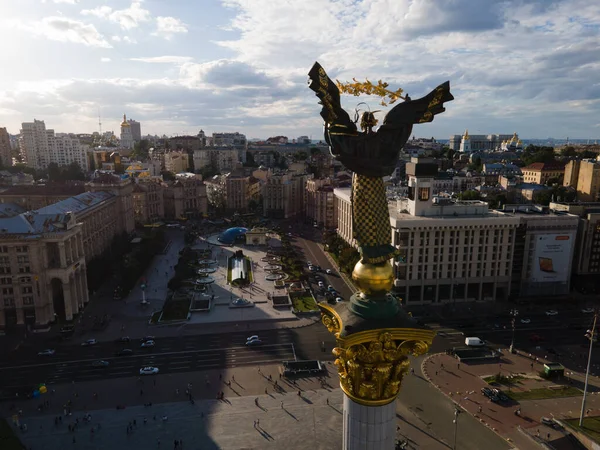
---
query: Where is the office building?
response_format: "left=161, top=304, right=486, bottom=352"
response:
left=163, top=174, right=207, bottom=220
left=132, top=180, right=164, bottom=225
left=450, top=131, right=516, bottom=152
left=263, top=171, right=310, bottom=219
left=224, top=170, right=260, bottom=212
left=164, top=151, right=190, bottom=174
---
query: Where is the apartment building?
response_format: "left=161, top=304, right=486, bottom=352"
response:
left=224, top=170, right=260, bottom=212
left=163, top=174, right=207, bottom=220
left=0, top=127, right=12, bottom=168
left=262, top=171, right=310, bottom=219
left=20, top=120, right=88, bottom=170
left=164, top=151, right=190, bottom=174
left=132, top=181, right=165, bottom=225
left=522, top=162, right=565, bottom=185
left=305, top=178, right=336, bottom=229
left=0, top=210, right=88, bottom=331
left=564, top=160, right=600, bottom=201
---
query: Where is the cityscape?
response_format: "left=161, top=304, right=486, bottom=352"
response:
left=1, top=1, right=600, bottom=450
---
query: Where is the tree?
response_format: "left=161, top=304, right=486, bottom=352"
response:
left=132, top=139, right=150, bottom=160
left=161, top=170, right=176, bottom=181
left=244, top=152, right=257, bottom=167
left=467, top=155, right=482, bottom=172
left=521, top=145, right=557, bottom=166
left=310, top=147, right=322, bottom=156
left=457, top=191, right=481, bottom=201
left=293, top=151, right=308, bottom=161
left=48, top=162, right=61, bottom=181
left=560, top=146, right=577, bottom=157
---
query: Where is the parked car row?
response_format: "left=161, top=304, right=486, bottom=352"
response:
left=481, top=387, right=509, bottom=403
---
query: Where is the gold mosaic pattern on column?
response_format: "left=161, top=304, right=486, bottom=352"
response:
left=319, top=304, right=435, bottom=407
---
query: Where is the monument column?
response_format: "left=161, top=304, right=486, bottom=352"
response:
left=309, top=62, right=452, bottom=450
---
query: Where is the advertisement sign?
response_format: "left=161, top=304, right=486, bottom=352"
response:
left=531, top=234, right=572, bottom=283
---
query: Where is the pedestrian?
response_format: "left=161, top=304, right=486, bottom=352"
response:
left=265, top=388, right=268, bottom=394
left=133, top=419, right=137, bottom=427
left=281, top=401, right=283, bottom=409
left=157, top=438, right=161, bottom=448
left=298, top=390, right=301, bottom=396
left=140, top=389, right=144, bottom=396
left=478, top=406, right=482, bottom=413
left=457, top=363, right=460, bottom=370
left=326, top=398, right=329, bottom=405
left=410, top=368, right=414, bottom=375
left=257, top=419, right=260, bottom=427
left=547, top=433, right=551, bottom=440
left=219, top=373, right=222, bottom=380
left=435, top=371, right=438, bottom=376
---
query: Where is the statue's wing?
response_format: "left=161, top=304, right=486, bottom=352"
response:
left=382, top=81, right=454, bottom=127
left=308, top=62, right=357, bottom=133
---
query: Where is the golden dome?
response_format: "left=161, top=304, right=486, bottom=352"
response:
left=121, top=114, right=130, bottom=128
left=352, top=260, right=394, bottom=295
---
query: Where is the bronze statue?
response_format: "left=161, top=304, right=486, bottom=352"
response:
left=308, top=62, right=453, bottom=264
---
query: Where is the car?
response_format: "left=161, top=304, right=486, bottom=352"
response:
left=309, top=266, right=317, bottom=272
left=326, top=269, right=334, bottom=275
left=116, top=336, right=130, bottom=343
left=81, top=339, right=98, bottom=346
left=115, top=348, right=133, bottom=356
left=306, top=261, right=312, bottom=267
left=335, top=297, right=343, bottom=303
left=582, top=308, right=594, bottom=314
left=246, top=339, right=262, bottom=346
left=318, top=281, right=324, bottom=288
left=140, top=336, right=155, bottom=341
left=327, top=285, right=335, bottom=292
left=520, top=318, right=531, bottom=324
left=91, top=360, right=109, bottom=368
left=545, top=310, right=558, bottom=316
left=491, top=388, right=510, bottom=402
left=246, top=335, right=259, bottom=342
left=141, top=340, right=155, bottom=348
left=139, top=367, right=159, bottom=375
left=38, top=349, right=55, bottom=356
left=481, top=387, right=499, bottom=402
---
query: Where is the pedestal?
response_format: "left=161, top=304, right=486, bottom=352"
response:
left=343, top=395, right=396, bottom=450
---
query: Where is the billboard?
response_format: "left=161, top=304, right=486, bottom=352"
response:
left=531, top=234, right=573, bottom=283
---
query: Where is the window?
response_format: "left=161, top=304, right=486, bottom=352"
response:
left=15, top=246, right=28, bottom=253
left=0, top=266, right=10, bottom=275
left=22, top=296, right=34, bottom=306
left=18, top=266, right=30, bottom=274
left=0, top=277, right=11, bottom=285
left=0, top=256, right=9, bottom=265
left=22, top=286, right=33, bottom=294
left=418, top=187, right=430, bottom=201
left=4, top=298, right=14, bottom=307
left=2, top=287, right=13, bottom=295
left=17, top=256, right=29, bottom=264
left=19, top=277, right=31, bottom=283
left=0, top=246, right=7, bottom=253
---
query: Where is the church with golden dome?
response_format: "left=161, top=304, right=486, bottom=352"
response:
left=120, top=114, right=134, bottom=149
left=500, top=132, right=523, bottom=151
left=451, top=130, right=521, bottom=153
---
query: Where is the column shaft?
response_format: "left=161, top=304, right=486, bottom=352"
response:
left=343, top=395, right=396, bottom=450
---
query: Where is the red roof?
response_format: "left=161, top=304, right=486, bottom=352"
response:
left=523, top=162, right=564, bottom=171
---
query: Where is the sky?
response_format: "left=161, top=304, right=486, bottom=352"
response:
left=0, top=0, right=599, bottom=140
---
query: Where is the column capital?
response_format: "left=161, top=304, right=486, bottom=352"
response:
left=320, top=303, right=435, bottom=407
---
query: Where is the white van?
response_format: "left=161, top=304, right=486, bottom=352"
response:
left=465, top=337, right=485, bottom=347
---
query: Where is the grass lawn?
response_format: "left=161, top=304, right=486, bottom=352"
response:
left=483, top=374, right=525, bottom=386
left=291, top=294, right=318, bottom=312
left=508, top=386, right=582, bottom=401
left=565, top=417, right=600, bottom=441
left=161, top=299, right=191, bottom=321
left=149, top=311, right=161, bottom=324
left=0, top=418, right=23, bottom=450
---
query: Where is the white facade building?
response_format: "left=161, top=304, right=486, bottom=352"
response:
left=53, top=134, right=88, bottom=169
left=20, top=120, right=87, bottom=170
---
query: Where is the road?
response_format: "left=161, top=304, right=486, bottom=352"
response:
left=0, top=327, right=338, bottom=391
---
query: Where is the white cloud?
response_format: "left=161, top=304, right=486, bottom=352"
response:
left=154, top=16, right=188, bottom=38
left=52, top=0, right=80, bottom=3
left=9, top=16, right=112, bottom=48
left=101, top=57, right=111, bottom=63
left=111, top=35, right=137, bottom=44
left=82, top=2, right=151, bottom=30
left=131, top=56, right=193, bottom=64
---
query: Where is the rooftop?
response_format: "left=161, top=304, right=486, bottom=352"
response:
left=36, top=191, right=114, bottom=216
left=523, top=162, right=565, bottom=171
left=0, top=203, right=26, bottom=218
left=0, top=183, right=85, bottom=197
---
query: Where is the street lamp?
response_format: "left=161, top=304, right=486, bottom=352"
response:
left=453, top=407, right=462, bottom=450
left=579, top=312, right=598, bottom=427
left=509, top=309, right=519, bottom=354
